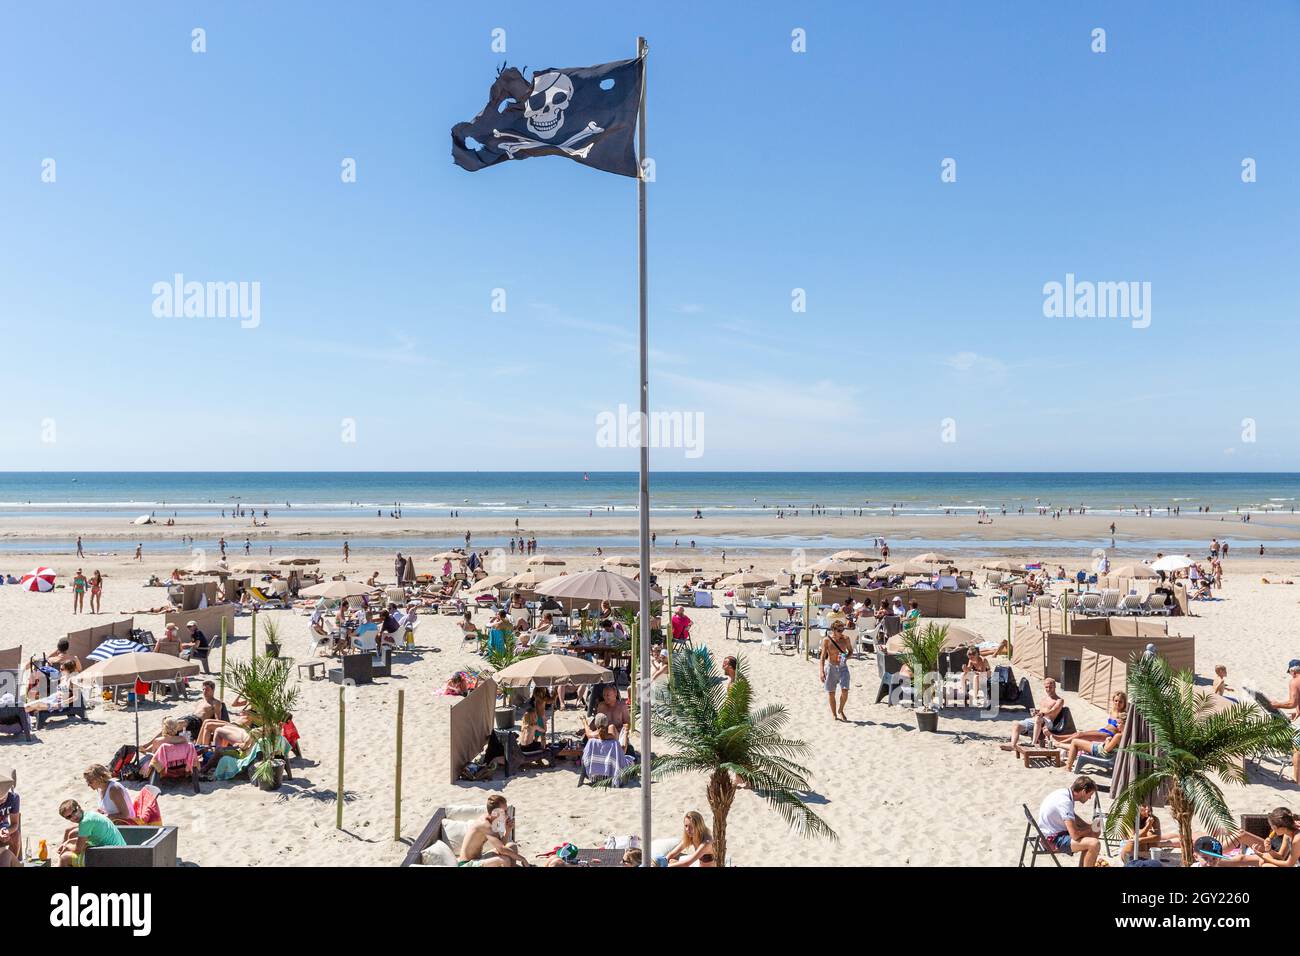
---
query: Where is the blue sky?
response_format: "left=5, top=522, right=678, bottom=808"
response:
left=1, top=1, right=1297, bottom=471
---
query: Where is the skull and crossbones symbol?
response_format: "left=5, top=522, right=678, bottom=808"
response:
left=493, top=71, right=603, bottom=158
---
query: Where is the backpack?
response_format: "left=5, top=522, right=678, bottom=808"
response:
left=110, top=744, right=143, bottom=781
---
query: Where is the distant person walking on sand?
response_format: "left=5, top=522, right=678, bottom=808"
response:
left=134, top=543, right=142, bottom=561
left=89, top=571, right=103, bottom=614
left=819, top=620, right=852, bottom=721
left=343, top=541, right=350, bottom=563
left=218, top=537, right=226, bottom=558
left=76, top=536, right=84, bottom=558
left=244, top=538, right=250, bottom=555
left=71, top=569, right=87, bottom=614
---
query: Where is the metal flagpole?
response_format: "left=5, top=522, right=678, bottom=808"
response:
left=635, top=34, right=652, bottom=866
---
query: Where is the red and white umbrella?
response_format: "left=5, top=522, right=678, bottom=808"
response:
left=20, top=567, right=56, bottom=592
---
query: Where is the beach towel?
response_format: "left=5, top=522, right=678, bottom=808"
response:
left=214, top=736, right=289, bottom=781
left=582, top=738, right=631, bottom=786
left=133, top=787, right=162, bottom=826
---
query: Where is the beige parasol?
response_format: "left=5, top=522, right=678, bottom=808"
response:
left=299, top=579, right=374, bottom=600
left=536, top=567, right=661, bottom=604
left=526, top=554, right=567, bottom=567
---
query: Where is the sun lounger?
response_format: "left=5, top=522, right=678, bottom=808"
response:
left=149, top=741, right=201, bottom=793
left=0, top=705, right=33, bottom=741
left=874, top=649, right=910, bottom=705
left=249, top=586, right=287, bottom=609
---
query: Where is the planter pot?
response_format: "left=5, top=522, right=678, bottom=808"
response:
left=494, top=706, right=515, bottom=730
left=915, top=709, right=939, bottom=733
left=254, top=758, right=286, bottom=791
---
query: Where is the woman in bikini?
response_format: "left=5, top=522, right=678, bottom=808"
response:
left=1051, top=692, right=1127, bottom=746
left=89, top=571, right=103, bottom=614
left=663, top=811, right=716, bottom=867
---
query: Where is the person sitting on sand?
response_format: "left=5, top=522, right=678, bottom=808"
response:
left=1035, top=776, right=1101, bottom=867
left=25, top=660, right=78, bottom=714
left=1197, top=808, right=1300, bottom=867
left=442, top=673, right=469, bottom=697
left=56, top=799, right=125, bottom=866
left=83, top=764, right=134, bottom=825
left=1119, top=805, right=1163, bottom=862
left=458, top=795, right=529, bottom=867
left=660, top=811, right=716, bottom=868
left=1002, top=677, right=1064, bottom=751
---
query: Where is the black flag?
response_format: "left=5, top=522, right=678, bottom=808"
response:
left=452, top=56, right=643, bottom=178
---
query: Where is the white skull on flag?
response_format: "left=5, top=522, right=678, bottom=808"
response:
left=525, top=71, right=572, bottom=140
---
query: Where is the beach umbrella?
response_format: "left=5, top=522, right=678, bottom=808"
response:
left=527, top=554, right=567, bottom=566
left=275, top=556, right=319, bottom=566
left=982, top=560, right=1025, bottom=573
left=813, top=558, right=860, bottom=574
left=19, top=567, right=55, bottom=592
left=468, top=574, right=511, bottom=593
left=1110, top=564, right=1158, bottom=580
left=1091, top=548, right=1108, bottom=558
left=493, top=654, right=613, bottom=737
left=431, top=550, right=464, bottom=561
left=230, top=560, right=278, bottom=574
left=650, top=559, right=698, bottom=573
left=603, top=555, right=642, bottom=568
left=85, top=638, right=145, bottom=664
left=716, top=570, right=776, bottom=588
left=537, top=567, right=660, bottom=604
left=505, top=569, right=551, bottom=588
left=869, top=561, right=931, bottom=578
left=1150, top=555, right=1194, bottom=573
left=830, top=550, right=873, bottom=562
left=1110, top=697, right=1166, bottom=850
left=912, top=552, right=953, bottom=566
left=300, top=579, right=373, bottom=600
left=74, top=651, right=201, bottom=752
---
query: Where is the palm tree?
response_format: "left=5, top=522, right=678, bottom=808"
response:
left=1106, top=654, right=1294, bottom=865
left=227, top=654, right=299, bottom=788
left=617, top=646, right=835, bottom=866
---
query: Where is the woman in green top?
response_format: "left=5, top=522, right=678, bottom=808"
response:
left=71, top=569, right=88, bottom=614
left=56, top=799, right=125, bottom=866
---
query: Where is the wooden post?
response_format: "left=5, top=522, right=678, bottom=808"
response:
left=251, top=609, right=258, bottom=659
left=336, top=686, right=345, bottom=830
left=219, top=617, right=228, bottom=699
left=393, top=689, right=404, bottom=841
left=804, top=585, right=812, bottom=660
left=629, top=618, right=637, bottom=734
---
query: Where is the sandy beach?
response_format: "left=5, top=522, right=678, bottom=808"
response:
left=4, top=533, right=1299, bottom=868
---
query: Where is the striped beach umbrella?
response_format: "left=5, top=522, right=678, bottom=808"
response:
left=19, top=567, right=56, bottom=592
left=86, top=638, right=146, bottom=663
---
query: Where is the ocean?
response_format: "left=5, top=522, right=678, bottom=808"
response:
left=0, top=472, right=1295, bottom=519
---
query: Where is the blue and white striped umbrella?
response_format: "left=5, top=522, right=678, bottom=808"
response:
left=86, top=638, right=145, bottom=663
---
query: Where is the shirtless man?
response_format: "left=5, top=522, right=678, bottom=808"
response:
left=191, top=680, right=225, bottom=722
left=1002, top=677, right=1064, bottom=751
left=589, top=685, right=632, bottom=750
left=819, top=620, right=852, bottom=721
left=1269, top=660, right=1300, bottom=784
left=458, top=795, right=529, bottom=867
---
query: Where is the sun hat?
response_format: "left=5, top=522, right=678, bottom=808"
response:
left=1287, top=659, right=1300, bottom=673
left=186, top=620, right=198, bottom=627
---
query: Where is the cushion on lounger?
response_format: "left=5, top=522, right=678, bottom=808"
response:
left=420, top=841, right=458, bottom=867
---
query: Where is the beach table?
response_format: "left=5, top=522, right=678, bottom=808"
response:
left=1015, top=742, right=1063, bottom=768
left=573, top=847, right=628, bottom=866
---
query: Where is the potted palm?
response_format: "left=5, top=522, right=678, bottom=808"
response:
left=228, top=655, right=299, bottom=791
left=900, top=623, right=949, bottom=732
left=1105, top=654, right=1295, bottom=865
left=484, top=628, right=537, bottom=729
left=261, top=617, right=282, bottom=659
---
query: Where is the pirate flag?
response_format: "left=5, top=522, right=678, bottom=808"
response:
left=452, top=56, right=643, bottom=178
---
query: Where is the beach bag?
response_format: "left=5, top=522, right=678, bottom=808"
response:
left=110, top=744, right=143, bottom=781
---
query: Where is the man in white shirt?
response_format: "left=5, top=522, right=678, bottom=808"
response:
left=1036, top=777, right=1100, bottom=866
